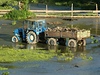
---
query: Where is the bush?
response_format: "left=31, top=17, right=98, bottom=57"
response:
left=0, top=6, right=13, bottom=10
left=3, top=9, right=36, bottom=20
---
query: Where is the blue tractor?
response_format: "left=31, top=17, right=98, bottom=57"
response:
left=12, top=19, right=47, bottom=44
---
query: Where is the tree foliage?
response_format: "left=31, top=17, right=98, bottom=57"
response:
left=30, top=0, right=100, bottom=9
left=3, top=0, right=36, bottom=20
left=4, top=9, right=35, bottom=20
left=0, top=0, right=100, bottom=10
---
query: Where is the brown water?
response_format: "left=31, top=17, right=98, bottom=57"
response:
left=0, top=18, right=100, bottom=75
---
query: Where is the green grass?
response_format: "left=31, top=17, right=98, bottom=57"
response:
left=0, top=46, right=93, bottom=70
left=0, top=6, right=13, bottom=10
left=0, top=67, right=8, bottom=70
left=1, top=72, right=9, bottom=75
left=0, top=47, right=55, bottom=63
left=0, top=46, right=93, bottom=63
left=0, top=46, right=76, bottom=63
left=36, top=12, right=97, bottom=17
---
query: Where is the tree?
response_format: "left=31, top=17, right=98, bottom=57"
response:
left=0, top=0, right=100, bottom=9
left=31, top=0, right=39, bottom=3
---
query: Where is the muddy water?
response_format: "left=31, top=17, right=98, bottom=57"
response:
left=0, top=18, right=100, bottom=75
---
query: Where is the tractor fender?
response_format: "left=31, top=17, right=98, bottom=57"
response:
left=15, top=34, right=21, bottom=41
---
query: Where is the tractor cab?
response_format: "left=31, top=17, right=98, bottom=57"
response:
left=12, top=19, right=47, bottom=44
left=24, top=19, right=47, bottom=35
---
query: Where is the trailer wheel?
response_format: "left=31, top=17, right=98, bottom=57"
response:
left=77, top=40, right=82, bottom=46
left=82, top=39, right=86, bottom=46
left=68, top=39, right=77, bottom=47
left=26, top=31, right=37, bottom=44
left=48, top=38, right=57, bottom=46
left=12, top=36, right=18, bottom=43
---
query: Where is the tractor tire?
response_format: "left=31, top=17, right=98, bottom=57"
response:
left=77, top=39, right=86, bottom=46
left=48, top=38, right=57, bottom=46
left=77, top=40, right=82, bottom=46
left=12, top=36, right=18, bottom=43
left=82, top=39, right=86, bottom=46
left=68, top=39, right=77, bottom=47
left=26, top=31, right=37, bottom=44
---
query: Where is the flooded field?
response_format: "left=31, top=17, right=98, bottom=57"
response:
left=0, top=18, right=100, bottom=75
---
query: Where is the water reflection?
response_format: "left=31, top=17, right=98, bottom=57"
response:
left=93, top=18, right=100, bottom=35
left=12, top=43, right=86, bottom=52
left=95, top=18, right=99, bottom=35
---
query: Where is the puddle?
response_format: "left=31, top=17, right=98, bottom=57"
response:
left=0, top=18, right=100, bottom=75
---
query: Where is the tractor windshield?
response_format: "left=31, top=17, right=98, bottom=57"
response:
left=24, top=20, right=36, bottom=30
left=24, top=19, right=47, bottom=31
left=28, top=21, right=36, bottom=29
left=37, top=20, right=47, bottom=28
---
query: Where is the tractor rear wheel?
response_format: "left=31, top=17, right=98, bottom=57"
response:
left=26, top=31, right=37, bottom=44
left=68, top=39, right=77, bottom=47
left=12, top=36, right=18, bottom=43
left=48, top=38, right=57, bottom=46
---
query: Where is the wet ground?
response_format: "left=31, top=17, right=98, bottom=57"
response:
left=0, top=18, right=100, bottom=75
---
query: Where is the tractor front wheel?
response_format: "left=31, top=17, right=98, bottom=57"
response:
left=12, top=36, right=18, bottom=43
left=26, top=31, right=37, bottom=44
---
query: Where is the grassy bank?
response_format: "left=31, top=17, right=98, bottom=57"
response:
left=0, top=47, right=55, bottom=63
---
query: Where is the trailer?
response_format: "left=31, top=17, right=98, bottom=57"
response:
left=45, top=27, right=90, bottom=47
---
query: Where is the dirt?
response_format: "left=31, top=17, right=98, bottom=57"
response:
left=0, top=18, right=100, bottom=75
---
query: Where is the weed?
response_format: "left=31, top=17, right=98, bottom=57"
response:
left=0, top=48, right=55, bottom=63
left=12, top=20, right=16, bottom=25
left=2, top=72, right=9, bottom=75
left=0, top=67, right=8, bottom=70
